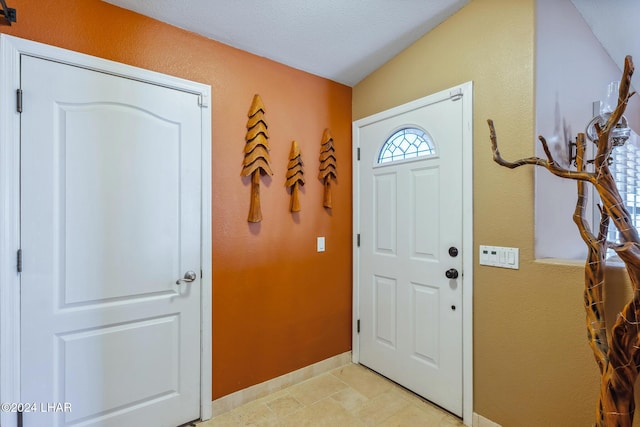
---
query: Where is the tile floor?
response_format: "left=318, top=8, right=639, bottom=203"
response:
left=197, top=363, right=464, bottom=427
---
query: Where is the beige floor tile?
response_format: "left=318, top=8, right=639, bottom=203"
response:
left=197, top=363, right=460, bottom=427
left=389, top=384, right=431, bottom=406
left=196, top=410, right=240, bottom=427
left=281, top=397, right=365, bottom=427
left=354, top=388, right=411, bottom=426
left=288, top=373, right=348, bottom=406
left=232, top=401, right=278, bottom=426
left=255, top=388, right=288, bottom=405
left=331, top=387, right=369, bottom=412
left=265, top=394, right=304, bottom=417
left=377, top=403, right=446, bottom=426
left=387, top=387, right=464, bottom=425
left=439, top=414, right=466, bottom=426
left=331, top=364, right=394, bottom=399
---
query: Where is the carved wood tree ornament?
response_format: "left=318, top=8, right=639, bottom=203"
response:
left=285, top=140, right=305, bottom=212
left=318, top=128, right=337, bottom=208
left=489, top=56, right=639, bottom=427
left=241, top=94, right=273, bottom=222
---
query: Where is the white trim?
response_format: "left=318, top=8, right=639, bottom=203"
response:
left=200, top=77, right=213, bottom=421
left=0, top=34, right=213, bottom=425
left=0, top=34, right=22, bottom=427
left=473, top=412, right=502, bottom=427
left=351, top=81, right=474, bottom=426
left=460, top=81, right=474, bottom=426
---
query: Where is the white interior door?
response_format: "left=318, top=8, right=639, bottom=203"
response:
left=355, top=89, right=465, bottom=416
left=20, top=55, right=202, bottom=426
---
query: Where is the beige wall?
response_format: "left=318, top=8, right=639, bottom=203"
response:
left=354, top=0, right=603, bottom=425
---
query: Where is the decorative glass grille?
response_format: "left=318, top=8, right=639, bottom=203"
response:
left=377, top=128, right=435, bottom=164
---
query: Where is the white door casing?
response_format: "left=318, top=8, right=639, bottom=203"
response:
left=0, top=35, right=212, bottom=426
left=352, top=82, right=473, bottom=424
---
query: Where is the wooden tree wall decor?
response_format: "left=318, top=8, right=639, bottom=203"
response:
left=285, top=140, right=305, bottom=212
left=488, top=56, right=639, bottom=427
left=241, top=94, right=273, bottom=223
left=318, top=128, right=337, bottom=208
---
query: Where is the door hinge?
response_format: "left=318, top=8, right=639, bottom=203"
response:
left=356, top=234, right=360, bottom=247
left=198, top=93, right=209, bottom=108
left=449, top=88, right=463, bottom=102
left=200, top=269, right=203, bottom=279
left=357, top=147, right=360, bottom=161
left=357, top=319, right=360, bottom=334
left=17, top=249, right=22, bottom=273
left=16, top=88, right=23, bottom=113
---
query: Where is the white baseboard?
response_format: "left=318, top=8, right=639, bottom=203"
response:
left=473, top=412, right=502, bottom=427
left=209, top=351, right=352, bottom=418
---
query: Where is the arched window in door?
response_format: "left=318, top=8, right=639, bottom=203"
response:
left=377, top=127, right=435, bottom=164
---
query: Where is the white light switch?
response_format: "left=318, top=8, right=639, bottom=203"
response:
left=479, top=245, right=519, bottom=269
left=317, top=237, right=325, bottom=252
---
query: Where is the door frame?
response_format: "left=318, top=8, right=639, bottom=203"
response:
left=0, top=34, right=213, bottom=426
left=352, top=82, right=473, bottom=425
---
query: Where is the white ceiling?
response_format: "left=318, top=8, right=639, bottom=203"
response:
left=103, top=0, right=469, bottom=86
left=103, top=1, right=637, bottom=88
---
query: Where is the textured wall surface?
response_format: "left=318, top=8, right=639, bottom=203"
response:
left=1, top=0, right=353, bottom=400
left=354, top=0, right=608, bottom=425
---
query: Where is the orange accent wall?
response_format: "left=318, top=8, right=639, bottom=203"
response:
left=2, top=0, right=353, bottom=399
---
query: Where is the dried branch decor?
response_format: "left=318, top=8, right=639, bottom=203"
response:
left=285, top=140, right=305, bottom=212
left=318, top=128, right=337, bottom=208
left=488, top=56, right=639, bottom=427
left=242, top=94, right=273, bottom=223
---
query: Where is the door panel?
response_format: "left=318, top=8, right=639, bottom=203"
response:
left=61, top=315, right=179, bottom=424
left=374, top=275, right=397, bottom=348
left=63, top=104, right=181, bottom=304
left=413, top=167, right=439, bottom=258
left=412, top=283, right=439, bottom=364
left=374, top=173, right=397, bottom=254
left=358, top=93, right=463, bottom=416
left=20, top=56, right=201, bottom=427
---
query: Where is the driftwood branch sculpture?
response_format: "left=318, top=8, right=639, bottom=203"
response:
left=573, top=133, right=610, bottom=376
left=489, top=56, right=640, bottom=426
left=318, top=128, right=337, bottom=208
left=242, top=94, right=273, bottom=222
left=285, top=140, right=305, bottom=212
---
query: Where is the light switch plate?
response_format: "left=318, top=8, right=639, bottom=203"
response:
left=317, top=237, right=325, bottom=252
left=479, top=245, right=519, bottom=269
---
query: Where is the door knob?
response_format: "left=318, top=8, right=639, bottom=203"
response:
left=445, top=268, right=459, bottom=279
left=176, top=271, right=197, bottom=285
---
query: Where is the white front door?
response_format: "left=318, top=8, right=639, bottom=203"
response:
left=20, top=55, right=202, bottom=426
left=354, top=86, right=469, bottom=417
